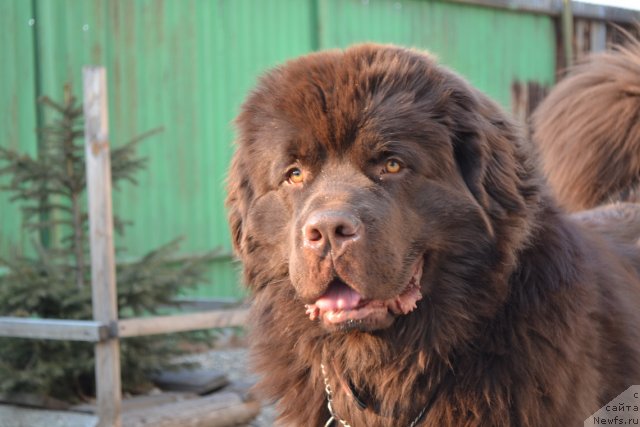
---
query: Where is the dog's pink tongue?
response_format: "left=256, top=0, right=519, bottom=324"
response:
left=314, top=282, right=362, bottom=311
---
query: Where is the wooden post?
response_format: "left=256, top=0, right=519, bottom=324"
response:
left=562, top=0, right=574, bottom=68
left=590, top=21, right=607, bottom=53
left=83, top=66, right=122, bottom=427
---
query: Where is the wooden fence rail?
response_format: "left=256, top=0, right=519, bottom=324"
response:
left=0, top=308, right=249, bottom=342
left=0, top=67, right=246, bottom=427
left=0, top=318, right=109, bottom=342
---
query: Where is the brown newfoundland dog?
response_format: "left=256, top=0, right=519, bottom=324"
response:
left=532, top=35, right=640, bottom=212
left=226, top=44, right=640, bottom=426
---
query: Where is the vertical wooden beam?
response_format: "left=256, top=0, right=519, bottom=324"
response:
left=575, top=19, right=587, bottom=61
left=562, top=0, right=574, bottom=68
left=83, top=66, right=122, bottom=427
left=590, top=21, right=607, bottom=53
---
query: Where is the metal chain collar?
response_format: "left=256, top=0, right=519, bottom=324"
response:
left=320, top=363, right=429, bottom=427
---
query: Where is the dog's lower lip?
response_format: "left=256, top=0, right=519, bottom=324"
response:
left=304, top=256, right=424, bottom=326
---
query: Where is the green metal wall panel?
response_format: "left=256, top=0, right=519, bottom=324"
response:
left=1, top=0, right=557, bottom=298
left=4, top=0, right=314, bottom=297
left=318, top=0, right=556, bottom=109
left=0, top=0, right=39, bottom=256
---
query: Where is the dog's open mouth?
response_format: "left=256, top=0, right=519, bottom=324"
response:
left=304, top=259, right=423, bottom=329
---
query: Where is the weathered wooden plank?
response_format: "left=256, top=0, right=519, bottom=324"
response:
left=83, top=66, right=122, bottom=427
left=121, top=391, right=260, bottom=427
left=0, top=317, right=109, bottom=342
left=169, top=297, right=245, bottom=311
left=0, top=404, right=98, bottom=427
left=0, top=309, right=249, bottom=342
left=118, top=308, right=249, bottom=338
left=71, top=392, right=196, bottom=414
left=205, top=400, right=262, bottom=427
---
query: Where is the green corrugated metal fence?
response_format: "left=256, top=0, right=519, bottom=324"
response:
left=0, top=0, right=558, bottom=298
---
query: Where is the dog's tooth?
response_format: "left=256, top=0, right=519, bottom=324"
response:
left=305, top=304, right=320, bottom=320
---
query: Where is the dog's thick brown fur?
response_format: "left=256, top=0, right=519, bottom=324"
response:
left=532, top=36, right=640, bottom=212
left=226, top=44, right=640, bottom=426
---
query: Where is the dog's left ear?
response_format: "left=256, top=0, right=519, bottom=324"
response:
left=449, top=86, right=531, bottom=219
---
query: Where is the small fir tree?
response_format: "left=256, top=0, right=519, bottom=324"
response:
left=0, top=85, right=218, bottom=401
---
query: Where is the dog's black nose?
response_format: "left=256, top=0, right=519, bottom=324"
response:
left=303, top=210, right=362, bottom=256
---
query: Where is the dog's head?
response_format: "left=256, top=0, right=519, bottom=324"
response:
left=227, top=44, right=539, bottom=342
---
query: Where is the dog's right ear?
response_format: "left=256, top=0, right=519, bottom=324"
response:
left=225, top=149, right=252, bottom=258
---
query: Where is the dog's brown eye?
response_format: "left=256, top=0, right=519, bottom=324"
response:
left=288, top=168, right=304, bottom=184
left=385, top=159, right=402, bottom=174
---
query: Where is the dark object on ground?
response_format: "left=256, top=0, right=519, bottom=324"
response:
left=226, top=44, right=640, bottom=426
left=151, top=368, right=229, bottom=394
